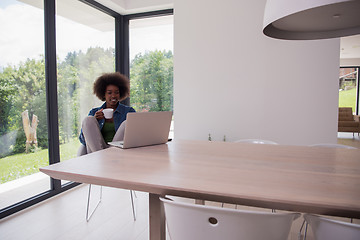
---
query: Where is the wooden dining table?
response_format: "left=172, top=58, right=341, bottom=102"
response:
left=40, top=139, right=360, bottom=240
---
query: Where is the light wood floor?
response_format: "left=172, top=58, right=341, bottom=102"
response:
left=1, top=185, right=358, bottom=240
left=337, top=132, right=360, bottom=148
left=0, top=133, right=359, bottom=240
left=0, top=185, right=150, bottom=240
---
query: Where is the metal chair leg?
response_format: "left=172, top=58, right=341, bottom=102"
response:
left=130, top=190, right=136, bottom=221
left=86, top=185, right=137, bottom=222
left=86, top=184, right=102, bottom=222
left=298, top=219, right=309, bottom=240
left=304, top=221, right=308, bottom=240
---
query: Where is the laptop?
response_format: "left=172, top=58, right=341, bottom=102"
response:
left=108, top=111, right=172, bottom=149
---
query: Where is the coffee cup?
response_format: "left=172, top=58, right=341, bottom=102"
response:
left=103, top=108, right=114, bottom=119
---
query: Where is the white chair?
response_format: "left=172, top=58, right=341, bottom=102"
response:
left=299, top=143, right=357, bottom=239
left=79, top=150, right=137, bottom=222
left=78, top=121, right=137, bottom=222
left=304, top=214, right=360, bottom=240
left=160, top=197, right=300, bottom=240
left=234, top=139, right=278, bottom=145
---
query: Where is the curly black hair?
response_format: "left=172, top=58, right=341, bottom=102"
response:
left=93, top=72, right=130, bottom=101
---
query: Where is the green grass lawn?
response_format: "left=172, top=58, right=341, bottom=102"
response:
left=339, top=87, right=356, bottom=112
left=0, top=139, right=81, bottom=184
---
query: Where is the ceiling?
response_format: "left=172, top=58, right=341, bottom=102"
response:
left=19, top=0, right=360, bottom=59
left=95, top=0, right=173, bottom=15
left=340, top=34, right=360, bottom=59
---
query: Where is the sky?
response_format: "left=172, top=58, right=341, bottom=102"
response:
left=0, top=0, right=173, bottom=68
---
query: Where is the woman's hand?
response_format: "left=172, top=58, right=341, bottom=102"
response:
left=94, top=109, right=104, bottom=120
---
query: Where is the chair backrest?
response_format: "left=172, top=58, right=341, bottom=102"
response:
left=160, top=197, right=300, bottom=240
left=338, top=107, right=354, bottom=121
left=234, top=139, right=278, bottom=145
left=310, top=143, right=357, bottom=149
left=304, top=214, right=360, bottom=240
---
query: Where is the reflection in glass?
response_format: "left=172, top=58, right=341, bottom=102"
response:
left=56, top=0, right=115, bottom=163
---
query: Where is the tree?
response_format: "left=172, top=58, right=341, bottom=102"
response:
left=13, top=58, right=47, bottom=152
left=57, top=47, right=115, bottom=143
left=130, top=50, right=173, bottom=112
left=57, top=60, right=79, bottom=143
left=0, top=57, right=47, bottom=155
left=0, top=66, right=17, bottom=156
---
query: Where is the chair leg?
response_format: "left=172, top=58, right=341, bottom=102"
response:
left=298, top=220, right=308, bottom=240
left=86, top=184, right=102, bottom=222
left=304, top=222, right=308, bottom=240
left=130, top=190, right=136, bottom=221
left=86, top=186, right=137, bottom=222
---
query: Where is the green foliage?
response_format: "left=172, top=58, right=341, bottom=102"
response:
left=0, top=66, right=17, bottom=155
left=57, top=47, right=115, bottom=143
left=130, top=50, right=173, bottom=112
left=57, top=55, right=80, bottom=143
left=0, top=58, right=48, bottom=155
left=13, top=129, right=26, bottom=155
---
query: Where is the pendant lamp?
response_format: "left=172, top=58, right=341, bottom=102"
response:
left=263, top=0, right=360, bottom=40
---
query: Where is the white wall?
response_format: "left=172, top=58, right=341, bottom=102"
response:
left=340, top=58, right=360, bottom=66
left=173, top=0, right=340, bottom=145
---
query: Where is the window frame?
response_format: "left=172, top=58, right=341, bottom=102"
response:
left=339, top=66, right=360, bottom=115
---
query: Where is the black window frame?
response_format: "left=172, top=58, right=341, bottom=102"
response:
left=339, top=66, right=360, bottom=115
left=0, top=0, right=173, bottom=219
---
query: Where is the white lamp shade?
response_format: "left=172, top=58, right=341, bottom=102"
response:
left=263, top=0, right=360, bottom=40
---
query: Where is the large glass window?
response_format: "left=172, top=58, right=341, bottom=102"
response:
left=56, top=1, right=115, bottom=162
left=0, top=0, right=173, bottom=218
left=339, top=67, right=359, bottom=114
left=129, top=15, right=174, bottom=113
left=0, top=0, right=49, bottom=209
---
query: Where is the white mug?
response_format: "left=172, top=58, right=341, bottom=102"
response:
left=103, top=108, right=114, bottom=119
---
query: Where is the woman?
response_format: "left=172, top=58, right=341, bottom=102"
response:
left=78, top=72, right=135, bottom=156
